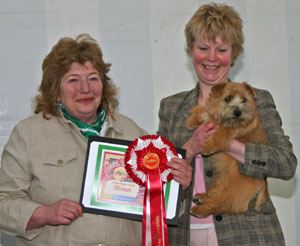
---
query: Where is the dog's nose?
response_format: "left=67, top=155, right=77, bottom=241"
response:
left=234, top=109, right=242, bottom=118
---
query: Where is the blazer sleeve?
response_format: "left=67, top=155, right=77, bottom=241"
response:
left=157, top=97, right=171, bottom=139
left=239, top=89, right=297, bottom=180
left=0, top=123, right=42, bottom=239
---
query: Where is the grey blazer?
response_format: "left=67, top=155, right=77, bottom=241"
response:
left=157, top=83, right=297, bottom=246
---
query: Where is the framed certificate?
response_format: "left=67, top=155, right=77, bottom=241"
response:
left=79, top=136, right=185, bottom=225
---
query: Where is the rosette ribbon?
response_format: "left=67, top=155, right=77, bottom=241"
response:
left=125, top=135, right=178, bottom=246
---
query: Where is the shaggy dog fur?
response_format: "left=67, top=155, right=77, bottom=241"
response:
left=186, top=82, right=269, bottom=218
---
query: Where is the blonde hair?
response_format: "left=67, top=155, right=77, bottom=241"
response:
left=34, top=33, right=118, bottom=119
left=185, top=3, right=244, bottom=64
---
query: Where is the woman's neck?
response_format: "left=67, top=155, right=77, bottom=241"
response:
left=197, top=84, right=212, bottom=105
left=197, top=79, right=229, bottom=105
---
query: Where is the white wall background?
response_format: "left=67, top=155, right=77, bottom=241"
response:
left=0, top=0, right=299, bottom=245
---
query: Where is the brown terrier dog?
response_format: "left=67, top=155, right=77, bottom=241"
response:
left=186, top=82, right=269, bottom=218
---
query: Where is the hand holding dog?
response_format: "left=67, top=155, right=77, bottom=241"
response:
left=183, top=122, right=219, bottom=163
left=166, top=123, right=218, bottom=189
left=26, top=199, right=83, bottom=230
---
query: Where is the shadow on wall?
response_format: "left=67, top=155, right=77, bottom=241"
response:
left=228, top=53, right=245, bottom=81
left=268, top=178, right=295, bottom=199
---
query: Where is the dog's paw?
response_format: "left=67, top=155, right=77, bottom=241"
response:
left=190, top=204, right=213, bottom=218
left=190, top=206, right=206, bottom=218
left=200, top=143, right=216, bottom=156
left=190, top=206, right=208, bottom=218
left=192, top=195, right=203, bottom=206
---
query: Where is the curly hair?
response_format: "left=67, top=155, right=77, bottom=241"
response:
left=34, top=33, right=118, bottom=119
left=185, top=3, right=244, bottom=64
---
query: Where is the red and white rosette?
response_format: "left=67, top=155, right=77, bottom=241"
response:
left=125, top=135, right=178, bottom=246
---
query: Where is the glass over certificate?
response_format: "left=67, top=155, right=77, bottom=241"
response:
left=80, top=136, right=184, bottom=225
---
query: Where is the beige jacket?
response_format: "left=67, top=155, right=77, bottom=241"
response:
left=0, top=112, right=147, bottom=246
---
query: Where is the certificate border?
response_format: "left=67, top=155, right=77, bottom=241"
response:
left=79, top=136, right=185, bottom=225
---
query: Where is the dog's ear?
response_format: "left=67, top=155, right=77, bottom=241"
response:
left=211, top=82, right=227, bottom=97
left=242, top=82, right=257, bottom=98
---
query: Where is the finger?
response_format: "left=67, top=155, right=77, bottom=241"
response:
left=58, top=215, right=73, bottom=225
left=205, top=122, right=216, bottom=129
left=172, top=174, right=190, bottom=189
left=167, top=159, right=192, bottom=177
left=66, top=204, right=83, bottom=218
left=61, top=200, right=83, bottom=217
left=171, top=164, right=192, bottom=177
left=170, top=166, right=191, bottom=183
left=167, top=162, right=183, bottom=171
left=168, top=157, right=187, bottom=166
left=63, top=210, right=79, bottom=221
left=48, top=211, right=73, bottom=225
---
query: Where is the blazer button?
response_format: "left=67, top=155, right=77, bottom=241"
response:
left=215, top=215, right=223, bottom=221
left=57, top=159, right=64, bottom=165
left=206, top=170, right=213, bottom=177
left=261, top=161, right=266, bottom=166
left=252, top=160, right=257, bottom=165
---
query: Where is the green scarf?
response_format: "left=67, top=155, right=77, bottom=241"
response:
left=59, top=104, right=106, bottom=140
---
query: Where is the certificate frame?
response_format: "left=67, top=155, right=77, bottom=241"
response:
left=79, top=136, right=185, bottom=225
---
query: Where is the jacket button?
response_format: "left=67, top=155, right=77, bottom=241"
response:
left=57, top=159, right=64, bottom=165
left=215, top=215, right=223, bottom=221
left=252, top=160, right=257, bottom=165
left=261, top=161, right=266, bottom=166
left=206, top=170, right=213, bottom=177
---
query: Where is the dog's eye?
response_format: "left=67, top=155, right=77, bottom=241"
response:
left=224, top=96, right=231, bottom=103
left=242, top=98, right=247, bottom=103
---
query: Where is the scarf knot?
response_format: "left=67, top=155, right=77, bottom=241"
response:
left=59, top=104, right=106, bottom=140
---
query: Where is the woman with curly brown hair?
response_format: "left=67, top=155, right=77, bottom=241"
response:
left=0, top=34, right=147, bottom=245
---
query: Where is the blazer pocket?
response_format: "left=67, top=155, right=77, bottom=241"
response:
left=42, top=149, right=78, bottom=167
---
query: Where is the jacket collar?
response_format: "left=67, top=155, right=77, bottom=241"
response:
left=57, top=108, right=123, bottom=137
left=105, top=113, right=123, bottom=136
left=180, top=83, right=199, bottom=119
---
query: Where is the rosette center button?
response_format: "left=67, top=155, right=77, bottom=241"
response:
left=143, top=153, right=160, bottom=169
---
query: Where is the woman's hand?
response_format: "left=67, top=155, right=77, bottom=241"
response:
left=226, top=139, right=246, bottom=164
left=183, top=122, right=218, bottom=163
left=167, top=157, right=192, bottom=189
left=26, top=199, right=83, bottom=230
